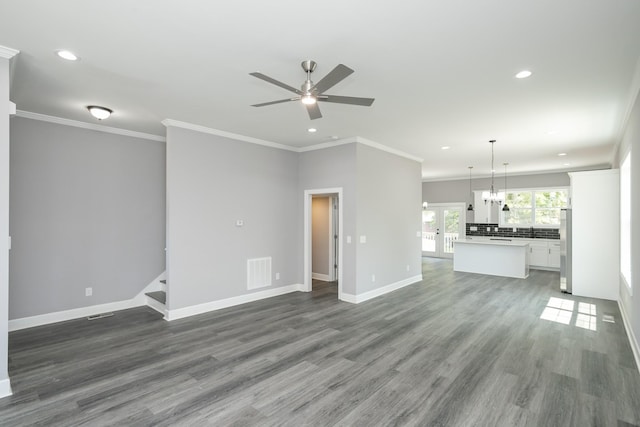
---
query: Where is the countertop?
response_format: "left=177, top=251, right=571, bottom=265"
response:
left=454, top=239, right=530, bottom=247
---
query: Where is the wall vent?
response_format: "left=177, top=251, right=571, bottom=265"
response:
left=247, top=257, right=272, bottom=290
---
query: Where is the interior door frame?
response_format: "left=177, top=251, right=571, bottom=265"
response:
left=304, top=188, right=343, bottom=300
left=422, top=202, right=466, bottom=258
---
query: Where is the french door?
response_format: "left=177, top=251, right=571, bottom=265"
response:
left=422, top=203, right=465, bottom=258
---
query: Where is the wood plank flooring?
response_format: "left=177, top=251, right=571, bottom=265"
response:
left=1, top=258, right=639, bottom=426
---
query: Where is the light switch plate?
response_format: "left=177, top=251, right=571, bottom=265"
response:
left=235, top=219, right=244, bottom=227
left=360, top=235, right=367, bottom=243
left=346, top=235, right=352, bottom=244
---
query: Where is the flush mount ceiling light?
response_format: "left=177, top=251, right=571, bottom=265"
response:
left=55, top=50, right=79, bottom=61
left=441, top=146, right=450, bottom=150
left=307, top=128, right=317, bottom=133
left=515, top=70, right=532, bottom=79
left=87, top=106, right=112, bottom=120
left=558, top=152, right=567, bottom=156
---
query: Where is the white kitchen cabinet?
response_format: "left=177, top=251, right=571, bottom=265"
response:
left=529, top=242, right=549, bottom=267
left=569, top=169, right=619, bottom=301
left=521, top=239, right=561, bottom=269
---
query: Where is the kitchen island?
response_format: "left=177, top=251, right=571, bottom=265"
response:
left=453, top=239, right=530, bottom=279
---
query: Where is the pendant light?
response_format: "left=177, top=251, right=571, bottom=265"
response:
left=483, top=140, right=503, bottom=205
left=467, top=166, right=474, bottom=211
left=502, top=162, right=510, bottom=212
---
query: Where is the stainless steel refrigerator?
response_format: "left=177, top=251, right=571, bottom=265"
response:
left=560, top=208, right=572, bottom=293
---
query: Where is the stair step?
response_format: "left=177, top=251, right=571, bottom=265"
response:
left=146, top=291, right=166, bottom=305
left=159, top=279, right=166, bottom=284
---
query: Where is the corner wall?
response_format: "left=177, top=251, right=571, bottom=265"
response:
left=615, top=82, right=640, bottom=367
left=165, top=125, right=301, bottom=311
left=356, top=143, right=422, bottom=294
left=9, top=117, right=166, bottom=319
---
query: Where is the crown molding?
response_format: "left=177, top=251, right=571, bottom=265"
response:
left=162, top=119, right=297, bottom=152
left=298, top=136, right=358, bottom=153
left=421, top=164, right=611, bottom=183
left=354, top=136, right=424, bottom=163
left=16, top=110, right=166, bottom=142
left=0, top=45, right=19, bottom=59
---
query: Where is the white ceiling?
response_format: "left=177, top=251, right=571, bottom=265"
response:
left=2, top=0, right=640, bottom=180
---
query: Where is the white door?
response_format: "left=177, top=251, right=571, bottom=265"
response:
left=422, top=204, right=465, bottom=258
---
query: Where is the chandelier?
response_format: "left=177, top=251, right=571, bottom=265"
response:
left=483, top=140, right=504, bottom=205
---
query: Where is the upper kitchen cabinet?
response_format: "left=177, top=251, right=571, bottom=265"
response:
left=569, top=169, right=619, bottom=301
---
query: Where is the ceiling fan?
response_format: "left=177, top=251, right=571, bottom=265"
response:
left=250, top=60, right=375, bottom=120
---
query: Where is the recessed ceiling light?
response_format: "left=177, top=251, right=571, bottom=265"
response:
left=441, top=146, right=450, bottom=150
left=87, top=106, right=112, bottom=120
left=55, top=50, right=79, bottom=61
left=558, top=152, right=567, bottom=156
left=563, top=163, right=571, bottom=166
left=330, top=136, right=339, bottom=140
left=515, top=70, right=532, bottom=79
left=307, top=128, right=317, bottom=133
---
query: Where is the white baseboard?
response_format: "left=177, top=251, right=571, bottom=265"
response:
left=312, top=273, right=331, bottom=282
left=0, top=378, right=12, bottom=399
left=165, top=284, right=303, bottom=321
left=8, top=298, right=144, bottom=331
left=340, top=275, right=423, bottom=304
left=618, top=299, right=640, bottom=373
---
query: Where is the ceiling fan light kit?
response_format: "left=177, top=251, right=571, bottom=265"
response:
left=250, top=60, right=374, bottom=120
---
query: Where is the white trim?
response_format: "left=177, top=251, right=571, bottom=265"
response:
left=165, top=284, right=302, bottom=321
left=15, top=110, right=166, bottom=142
left=8, top=298, right=145, bottom=331
left=0, top=379, right=11, bottom=398
left=422, top=165, right=611, bottom=183
left=298, top=137, right=356, bottom=153
left=342, top=275, right=423, bottom=304
left=304, top=188, right=344, bottom=301
left=614, top=55, right=640, bottom=163
left=161, top=120, right=423, bottom=163
left=162, top=119, right=297, bottom=152
left=618, top=299, right=640, bottom=373
left=355, top=136, right=423, bottom=163
left=0, top=45, right=19, bottom=59
left=8, top=101, right=16, bottom=115
left=312, top=273, right=331, bottom=282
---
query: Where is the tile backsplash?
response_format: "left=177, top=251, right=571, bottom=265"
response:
left=466, top=223, right=560, bottom=240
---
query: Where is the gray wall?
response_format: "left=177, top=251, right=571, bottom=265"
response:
left=356, top=144, right=422, bottom=293
left=311, top=197, right=330, bottom=277
left=165, top=126, right=300, bottom=310
left=9, top=117, right=166, bottom=318
left=298, top=144, right=358, bottom=295
left=615, top=87, right=640, bottom=357
left=422, top=172, right=571, bottom=204
left=1, top=54, right=11, bottom=392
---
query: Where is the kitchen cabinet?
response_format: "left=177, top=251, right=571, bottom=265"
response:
left=522, top=239, right=561, bottom=270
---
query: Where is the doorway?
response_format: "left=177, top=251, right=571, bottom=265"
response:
left=304, top=188, right=343, bottom=300
left=422, top=203, right=465, bottom=258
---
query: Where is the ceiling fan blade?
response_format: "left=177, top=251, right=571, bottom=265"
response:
left=250, top=72, right=303, bottom=95
left=318, top=95, right=375, bottom=106
left=305, top=102, right=322, bottom=120
left=311, top=64, right=354, bottom=94
left=251, top=98, right=299, bottom=107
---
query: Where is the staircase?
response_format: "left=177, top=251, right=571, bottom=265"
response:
left=145, top=279, right=167, bottom=317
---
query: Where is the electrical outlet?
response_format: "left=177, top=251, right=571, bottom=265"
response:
left=85, top=287, right=92, bottom=297
left=494, top=227, right=499, bottom=232
left=512, top=227, right=517, bottom=232
left=275, top=272, right=280, bottom=280
left=486, top=227, right=491, bottom=232
left=360, top=235, right=367, bottom=243
left=346, top=235, right=352, bottom=244
left=371, top=274, right=376, bottom=282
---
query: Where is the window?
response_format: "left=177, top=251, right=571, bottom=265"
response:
left=500, top=188, right=568, bottom=227
left=621, top=150, right=631, bottom=293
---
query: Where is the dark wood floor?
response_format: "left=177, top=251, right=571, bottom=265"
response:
left=1, top=258, right=639, bottom=426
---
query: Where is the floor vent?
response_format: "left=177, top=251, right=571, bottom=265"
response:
left=603, top=314, right=615, bottom=323
left=247, top=257, right=272, bottom=290
left=87, top=313, right=114, bottom=321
